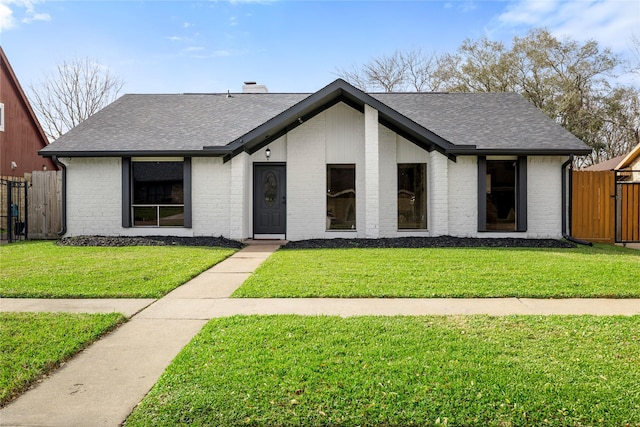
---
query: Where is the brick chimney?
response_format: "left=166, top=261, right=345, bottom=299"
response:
left=242, top=81, right=268, bottom=93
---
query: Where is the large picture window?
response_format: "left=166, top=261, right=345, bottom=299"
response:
left=478, top=157, right=527, bottom=232
left=125, top=160, right=190, bottom=227
left=133, top=161, right=184, bottom=226
left=398, top=164, right=427, bottom=229
left=327, top=164, right=356, bottom=230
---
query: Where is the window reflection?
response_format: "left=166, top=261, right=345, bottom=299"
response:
left=398, top=164, right=427, bottom=229
left=132, top=161, right=184, bottom=227
left=327, top=164, right=356, bottom=230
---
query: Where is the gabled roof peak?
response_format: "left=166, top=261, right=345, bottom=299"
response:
left=39, top=78, right=591, bottom=159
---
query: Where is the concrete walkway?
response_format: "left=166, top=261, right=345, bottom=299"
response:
left=0, top=242, right=280, bottom=427
left=1, top=241, right=639, bottom=427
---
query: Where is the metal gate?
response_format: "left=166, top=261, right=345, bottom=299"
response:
left=1, top=178, right=28, bottom=243
left=615, top=170, right=640, bottom=243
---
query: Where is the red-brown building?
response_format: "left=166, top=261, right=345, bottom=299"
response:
left=0, top=46, right=57, bottom=176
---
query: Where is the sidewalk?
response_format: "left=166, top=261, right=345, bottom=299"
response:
left=0, top=242, right=280, bottom=427
left=1, top=241, right=639, bottom=426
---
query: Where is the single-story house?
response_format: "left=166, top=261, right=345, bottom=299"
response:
left=39, top=79, right=591, bottom=241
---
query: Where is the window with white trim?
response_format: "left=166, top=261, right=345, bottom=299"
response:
left=0, top=103, right=5, bottom=132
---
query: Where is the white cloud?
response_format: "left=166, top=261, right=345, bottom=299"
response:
left=186, top=46, right=205, bottom=52
left=0, top=2, right=15, bottom=31
left=22, top=11, right=50, bottom=23
left=0, top=0, right=50, bottom=30
left=442, top=0, right=477, bottom=13
left=494, top=0, right=640, bottom=53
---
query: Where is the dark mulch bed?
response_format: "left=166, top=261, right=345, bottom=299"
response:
left=57, top=236, right=244, bottom=249
left=57, top=235, right=576, bottom=250
left=283, top=236, right=576, bottom=249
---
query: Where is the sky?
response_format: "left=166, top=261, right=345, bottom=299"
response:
left=1, top=0, right=638, bottom=96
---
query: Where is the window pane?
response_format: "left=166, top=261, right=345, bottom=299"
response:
left=133, top=162, right=184, bottom=204
left=327, top=165, right=356, bottom=230
left=133, top=206, right=158, bottom=227
left=486, top=160, right=516, bottom=231
left=398, top=164, right=427, bottom=229
left=159, top=206, right=184, bottom=226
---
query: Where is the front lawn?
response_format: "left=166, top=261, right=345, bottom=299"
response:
left=233, top=244, right=640, bottom=298
left=125, top=315, right=640, bottom=427
left=0, top=241, right=236, bottom=298
left=0, top=312, right=125, bottom=406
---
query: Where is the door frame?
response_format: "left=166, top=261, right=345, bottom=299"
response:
left=253, top=162, right=286, bottom=239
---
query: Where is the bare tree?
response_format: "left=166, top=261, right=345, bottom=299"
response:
left=337, top=49, right=442, bottom=92
left=29, top=57, right=124, bottom=141
left=402, top=49, right=445, bottom=92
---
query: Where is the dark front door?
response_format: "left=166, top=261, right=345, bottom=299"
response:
left=253, top=163, right=286, bottom=236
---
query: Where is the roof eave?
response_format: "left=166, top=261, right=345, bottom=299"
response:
left=446, top=147, right=593, bottom=156
left=38, top=149, right=230, bottom=158
left=615, top=142, right=640, bottom=170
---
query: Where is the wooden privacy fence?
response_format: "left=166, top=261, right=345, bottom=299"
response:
left=571, top=170, right=640, bottom=243
left=28, top=170, right=62, bottom=239
left=572, top=170, right=615, bottom=243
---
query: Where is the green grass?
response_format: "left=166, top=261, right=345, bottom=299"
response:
left=0, top=312, right=125, bottom=406
left=233, top=244, right=640, bottom=298
left=0, top=241, right=236, bottom=298
left=126, top=315, right=640, bottom=427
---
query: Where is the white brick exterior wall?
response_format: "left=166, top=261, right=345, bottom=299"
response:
left=447, top=156, right=477, bottom=237
left=229, top=152, right=249, bottom=240
left=526, top=156, right=564, bottom=238
left=62, top=103, right=567, bottom=241
left=378, top=125, right=398, bottom=237
left=63, top=157, right=124, bottom=237
left=428, top=151, right=450, bottom=236
left=191, top=157, right=230, bottom=237
left=364, top=105, right=380, bottom=238
left=286, top=109, right=328, bottom=240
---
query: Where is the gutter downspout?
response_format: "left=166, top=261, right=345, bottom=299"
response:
left=52, top=156, right=67, bottom=237
left=562, top=155, right=592, bottom=246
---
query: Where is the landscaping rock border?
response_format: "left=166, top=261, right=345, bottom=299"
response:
left=283, top=236, right=576, bottom=249
left=57, top=235, right=576, bottom=250
left=57, top=236, right=244, bottom=249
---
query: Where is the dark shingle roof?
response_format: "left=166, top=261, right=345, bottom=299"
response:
left=371, top=92, right=589, bottom=153
left=40, top=79, right=590, bottom=158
